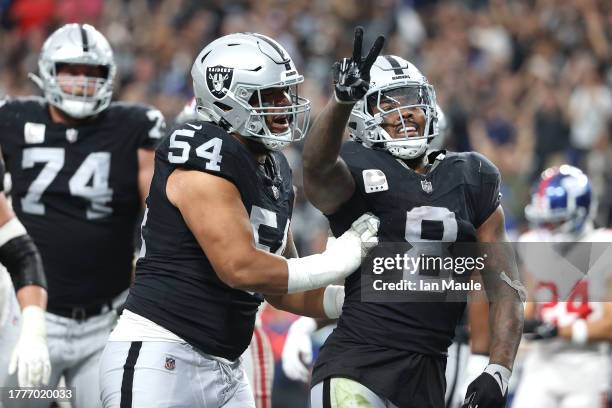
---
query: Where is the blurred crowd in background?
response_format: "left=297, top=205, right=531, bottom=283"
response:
left=1, top=0, right=611, bottom=405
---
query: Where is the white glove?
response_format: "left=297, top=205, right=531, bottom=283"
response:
left=282, top=317, right=317, bottom=382
left=287, top=213, right=379, bottom=293
left=9, top=306, right=51, bottom=387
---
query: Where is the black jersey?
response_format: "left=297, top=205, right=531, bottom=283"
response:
left=125, top=121, right=294, bottom=361
left=312, top=142, right=501, bottom=406
left=0, top=96, right=164, bottom=309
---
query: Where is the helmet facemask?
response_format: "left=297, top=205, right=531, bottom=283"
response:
left=242, top=84, right=311, bottom=151
left=361, top=84, right=438, bottom=159
left=40, top=62, right=114, bottom=119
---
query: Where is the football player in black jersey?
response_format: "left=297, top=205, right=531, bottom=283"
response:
left=173, top=97, right=278, bottom=408
left=0, top=158, right=50, bottom=389
left=0, top=24, right=165, bottom=407
left=98, top=33, right=378, bottom=408
left=303, top=28, right=524, bottom=408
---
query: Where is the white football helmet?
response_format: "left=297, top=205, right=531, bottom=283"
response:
left=428, top=104, right=448, bottom=150
left=29, top=24, right=116, bottom=119
left=349, top=55, right=438, bottom=159
left=191, top=33, right=311, bottom=151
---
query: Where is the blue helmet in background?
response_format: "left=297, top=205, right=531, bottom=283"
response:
left=525, top=165, right=595, bottom=235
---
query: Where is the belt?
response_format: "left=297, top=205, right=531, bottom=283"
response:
left=48, top=300, right=114, bottom=322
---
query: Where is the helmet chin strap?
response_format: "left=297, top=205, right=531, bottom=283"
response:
left=260, top=125, right=292, bottom=151
left=30, top=72, right=91, bottom=120
left=261, top=135, right=291, bottom=151
left=57, top=99, right=98, bottom=119
left=379, top=128, right=428, bottom=159
left=249, top=116, right=292, bottom=151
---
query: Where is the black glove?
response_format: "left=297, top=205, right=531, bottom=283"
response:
left=462, top=369, right=508, bottom=408
left=332, top=27, right=385, bottom=103
left=523, top=318, right=558, bottom=340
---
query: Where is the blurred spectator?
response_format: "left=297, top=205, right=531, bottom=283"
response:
left=531, top=84, right=570, bottom=180
left=1, top=2, right=611, bottom=403
left=567, top=59, right=611, bottom=167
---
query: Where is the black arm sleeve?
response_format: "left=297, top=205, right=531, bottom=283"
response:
left=0, top=235, right=47, bottom=291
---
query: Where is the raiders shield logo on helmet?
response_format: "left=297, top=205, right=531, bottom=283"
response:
left=206, top=65, right=233, bottom=99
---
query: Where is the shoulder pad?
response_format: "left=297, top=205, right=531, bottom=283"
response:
left=107, top=102, right=167, bottom=145
left=0, top=96, right=45, bottom=112
left=338, top=141, right=378, bottom=171
left=448, top=151, right=500, bottom=186
left=164, top=122, right=252, bottom=185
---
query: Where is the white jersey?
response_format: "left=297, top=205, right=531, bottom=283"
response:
left=518, top=226, right=612, bottom=356
left=513, top=227, right=611, bottom=407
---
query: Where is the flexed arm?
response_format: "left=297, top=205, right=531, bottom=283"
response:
left=167, top=169, right=378, bottom=295
left=303, top=27, right=384, bottom=215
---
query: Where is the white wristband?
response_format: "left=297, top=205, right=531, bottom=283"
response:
left=484, top=363, right=511, bottom=396
left=323, top=285, right=344, bottom=318
left=571, top=319, right=588, bottom=345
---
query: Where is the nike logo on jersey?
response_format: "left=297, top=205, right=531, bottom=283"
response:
left=362, top=169, right=388, bottom=193
left=186, top=123, right=202, bottom=130
left=24, top=122, right=46, bottom=144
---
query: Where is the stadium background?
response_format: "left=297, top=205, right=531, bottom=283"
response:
left=1, top=0, right=610, bottom=406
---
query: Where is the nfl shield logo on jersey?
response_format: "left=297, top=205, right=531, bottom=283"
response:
left=206, top=65, right=234, bottom=99
left=421, top=179, right=433, bottom=194
left=66, top=128, right=78, bottom=143
left=164, top=356, right=176, bottom=371
left=271, top=185, right=280, bottom=200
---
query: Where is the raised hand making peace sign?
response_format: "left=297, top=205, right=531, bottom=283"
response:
left=333, top=27, right=385, bottom=104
